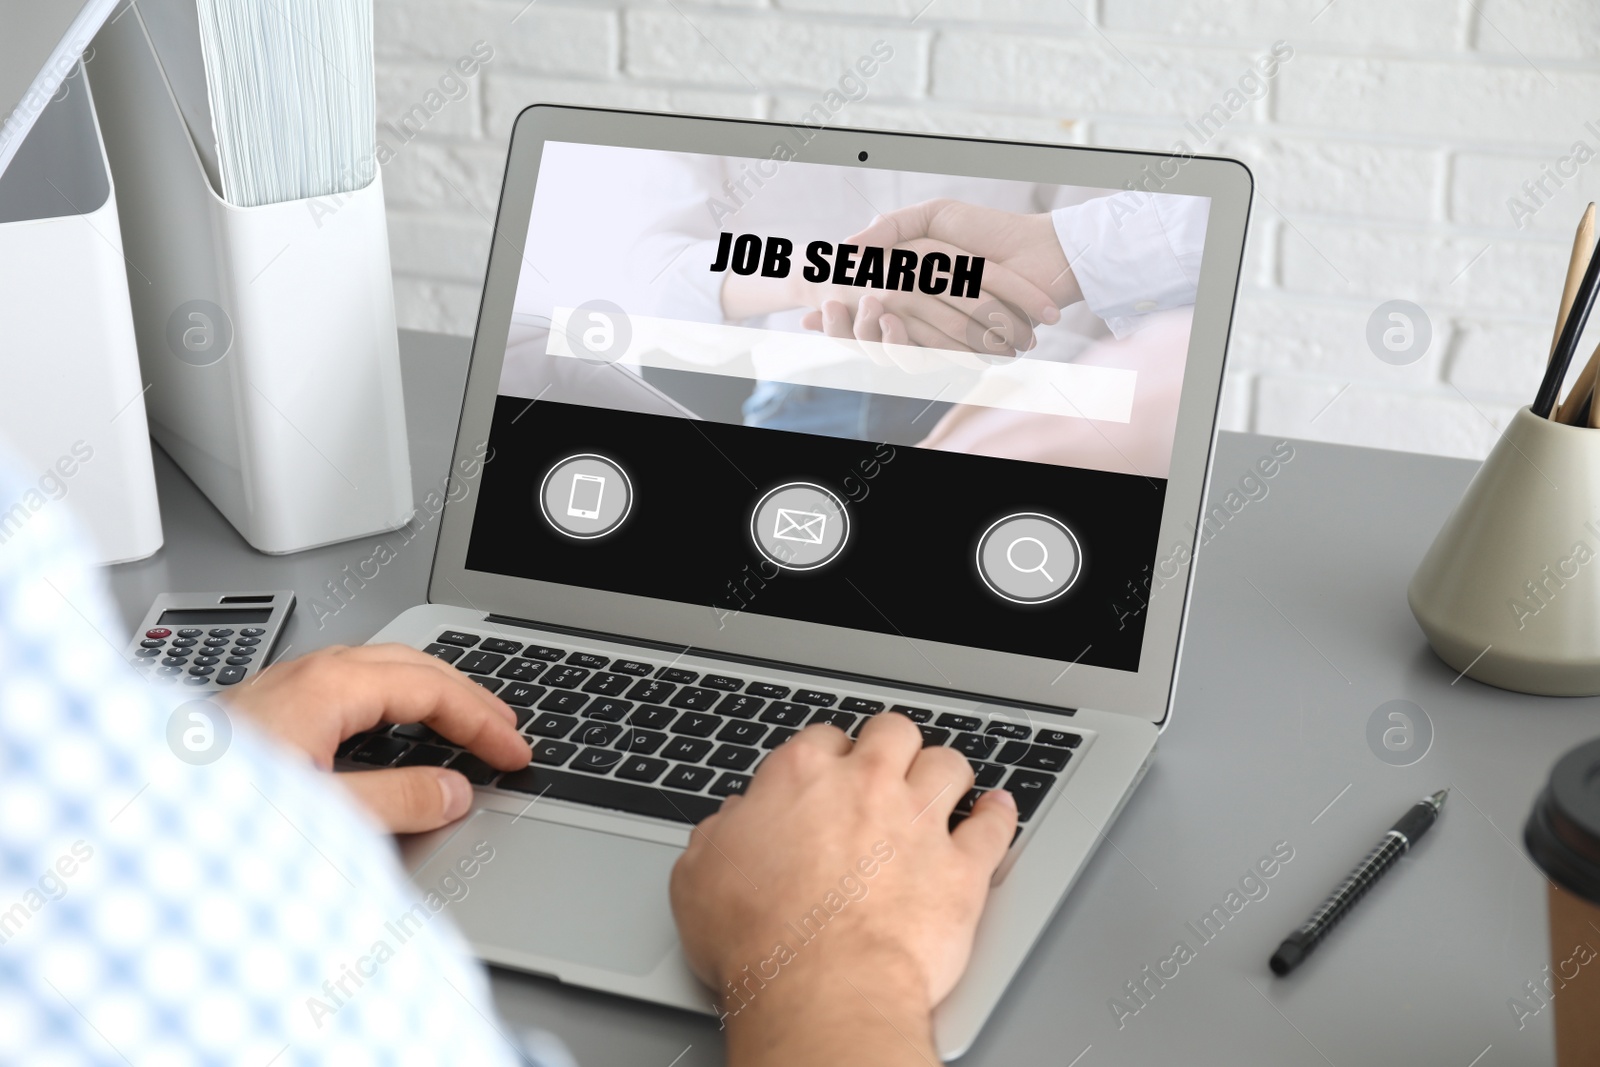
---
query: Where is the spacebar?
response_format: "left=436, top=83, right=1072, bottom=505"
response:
left=495, top=767, right=724, bottom=824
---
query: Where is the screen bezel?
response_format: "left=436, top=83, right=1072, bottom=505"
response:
left=429, top=104, right=1252, bottom=726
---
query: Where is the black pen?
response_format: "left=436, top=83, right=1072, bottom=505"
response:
left=1269, top=789, right=1448, bottom=976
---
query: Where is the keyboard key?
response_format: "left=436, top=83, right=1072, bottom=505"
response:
left=207, top=628, right=233, bottom=639
left=232, top=636, right=260, bottom=647
left=808, top=709, right=856, bottom=731
left=792, top=689, right=836, bottom=706
left=1020, top=745, right=1072, bottom=772
left=936, top=713, right=981, bottom=732
left=496, top=658, right=547, bottom=682
left=170, top=638, right=197, bottom=649
left=458, top=651, right=507, bottom=675
left=708, top=744, right=759, bottom=771
left=955, top=787, right=985, bottom=815
left=610, top=659, right=654, bottom=676
left=746, top=682, right=789, bottom=699
left=527, top=712, right=578, bottom=739
left=761, top=727, right=797, bottom=749
left=501, top=683, right=546, bottom=707
left=479, top=637, right=522, bottom=655
left=985, top=722, right=1032, bottom=739
left=839, top=697, right=884, bottom=714
left=670, top=711, right=721, bottom=738
left=972, top=762, right=1006, bottom=788
left=544, top=666, right=590, bottom=689
left=202, top=637, right=228, bottom=648
left=993, top=740, right=1031, bottom=765
left=216, top=666, right=247, bottom=686
left=618, top=729, right=667, bottom=755
left=628, top=680, right=676, bottom=704
left=161, top=657, right=188, bottom=668
left=419, top=639, right=464, bottom=662
left=918, top=726, right=951, bottom=747
left=224, top=656, right=252, bottom=666
left=570, top=747, right=625, bottom=774
left=890, top=705, right=932, bottom=723
left=531, top=740, right=577, bottom=766
left=573, top=722, right=624, bottom=747
left=952, top=733, right=997, bottom=760
left=669, top=687, right=721, bottom=711
left=470, top=676, right=504, bottom=694
left=336, top=731, right=376, bottom=759
left=240, top=627, right=266, bottom=637
left=629, top=705, right=676, bottom=730
left=710, top=773, right=752, bottom=797
left=392, top=722, right=444, bottom=743
left=351, top=736, right=408, bottom=766
left=448, top=753, right=500, bottom=785
left=524, top=645, right=566, bottom=662
left=662, top=737, right=714, bottom=763
left=701, top=674, right=744, bottom=691
left=1003, top=769, right=1056, bottom=821
left=139, top=639, right=166, bottom=649
left=1036, top=729, right=1083, bottom=749
left=567, top=652, right=610, bottom=669
left=760, top=702, right=809, bottom=727
left=193, top=657, right=219, bottom=667
left=657, top=667, right=698, bottom=684
left=584, top=698, right=633, bottom=722
left=497, top=766, right=721, bottom=823
left=716, top=694, right=765, bottom=719
left=662, top=764, right=716, bottom=792
left=175, top=628, right=203, bottom=639
left=616, top=756, right=669, bottom=783
left=538, top=691, right=589, bottom=715
left=398, top=743, right=455, bottom=767
left=717, top=720, right=767, bottom=746
left=437, top=631, right=479, bottom=647
left=582, top=672, right=633, bottom=697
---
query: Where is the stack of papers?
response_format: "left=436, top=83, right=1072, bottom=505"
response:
left=141, top=0, right=374, bottom=207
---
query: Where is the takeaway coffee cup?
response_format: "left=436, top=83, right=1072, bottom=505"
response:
left=1524, top=738, right=1600, bottom=1065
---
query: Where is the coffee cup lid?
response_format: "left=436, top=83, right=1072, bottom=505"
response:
left=1526, top=738, right=1600, bottom=905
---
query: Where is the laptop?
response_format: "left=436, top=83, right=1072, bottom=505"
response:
left=348, top=104, right=1251, bottom=1058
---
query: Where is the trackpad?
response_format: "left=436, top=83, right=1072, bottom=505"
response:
left=415, top=810, right=683, bottom=976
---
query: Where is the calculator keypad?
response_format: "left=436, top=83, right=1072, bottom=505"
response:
left=131, top=616, right=271, bottom=688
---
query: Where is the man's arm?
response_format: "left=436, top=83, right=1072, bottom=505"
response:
left=671, top=713, right=1018, bottom=1065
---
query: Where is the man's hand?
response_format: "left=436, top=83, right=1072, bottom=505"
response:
left=224, top=644, right=531, bottom=833
left=670, top=713, right=1017, bottom=1065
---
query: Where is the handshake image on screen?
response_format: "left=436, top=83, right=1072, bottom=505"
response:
left=504, top=142, right=1210, bottom=480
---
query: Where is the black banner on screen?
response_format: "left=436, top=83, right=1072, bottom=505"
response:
left=464, top=397, right=1166, bottom=671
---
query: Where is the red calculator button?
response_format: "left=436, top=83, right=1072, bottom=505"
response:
left=145, top=627, right=172, bottom=639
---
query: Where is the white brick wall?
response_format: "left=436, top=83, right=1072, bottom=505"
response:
left=374, top=0, right=1600, bottom=459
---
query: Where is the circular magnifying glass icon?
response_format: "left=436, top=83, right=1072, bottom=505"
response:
left=977, top=513, right=1080, bottom=604
left=1005, top=536, right=1054, bottom=582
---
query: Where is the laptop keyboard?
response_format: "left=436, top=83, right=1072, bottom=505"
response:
left=337, top=629, right=1085, bottom=840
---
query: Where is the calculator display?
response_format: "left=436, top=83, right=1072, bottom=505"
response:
left=156, top=607, right=273, bottom=625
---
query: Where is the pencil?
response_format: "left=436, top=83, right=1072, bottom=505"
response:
left=1534, top=238, right=1600, bottom=418
left=1551, top=203, right=1597, bottom=363
left=1557, top=340, right=1600, bottom=424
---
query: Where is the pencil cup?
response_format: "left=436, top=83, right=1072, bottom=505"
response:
left=1524, top=738, right=1600, bottom=1066
left=1408, top=406, right=1600, bottom=696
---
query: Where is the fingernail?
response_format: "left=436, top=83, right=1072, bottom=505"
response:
left=1039, top=305, right=1060, bottom=325
left=991, top=789, right=1017, bottom=810
left=437, top=771, right=473, bottom=821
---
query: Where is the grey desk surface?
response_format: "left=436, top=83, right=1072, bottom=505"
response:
left=107, top=330, right=1594, bottom=1067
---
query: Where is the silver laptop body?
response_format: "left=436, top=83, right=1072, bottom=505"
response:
left=356, top=105, right=1251, bottom=1059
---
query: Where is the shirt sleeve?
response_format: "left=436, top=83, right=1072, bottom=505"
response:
left=1050, top=192, right=1210, bottom=339
left=0, top=457, right=564, bottom=1067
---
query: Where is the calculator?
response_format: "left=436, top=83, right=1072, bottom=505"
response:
left=126, top=591, right=296, bottom=689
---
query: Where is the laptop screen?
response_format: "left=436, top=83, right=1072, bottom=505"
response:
left=463, top=140, right=1214, bottom=675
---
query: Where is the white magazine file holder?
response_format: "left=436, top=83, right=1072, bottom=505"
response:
left=86, top=8, right=413, bottom=555
left=0, top=64, right=163, bottom=565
